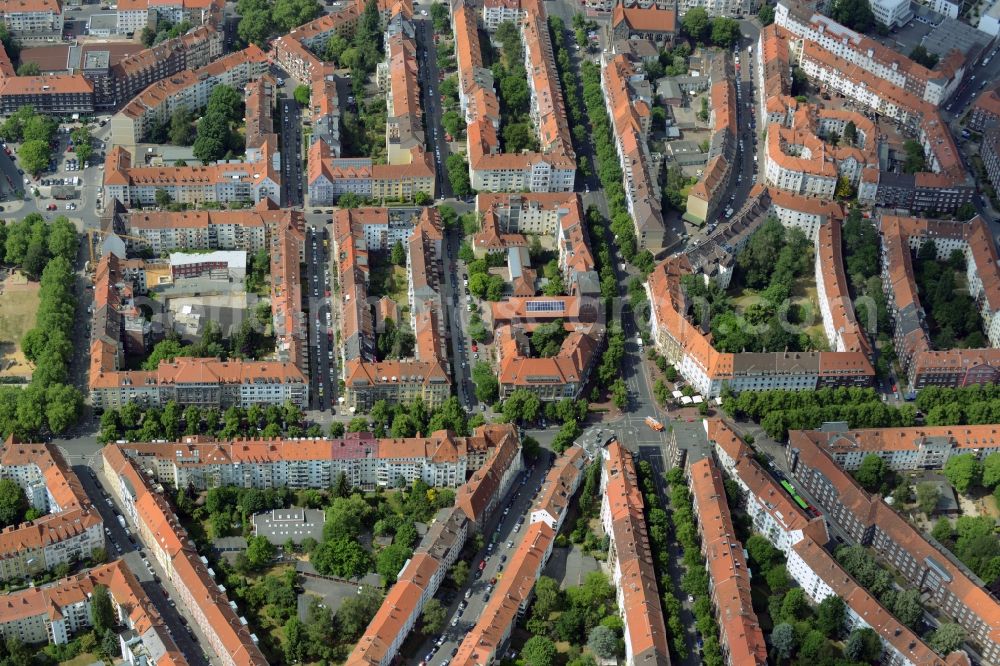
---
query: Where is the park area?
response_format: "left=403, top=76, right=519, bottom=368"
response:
left=682, top=218, right=828, bottom=353
left=0, top=272, right=39, bottom=380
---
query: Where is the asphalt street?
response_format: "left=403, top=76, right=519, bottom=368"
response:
left=415, top=14, right=453, bottom=199
left=279, top=95, right=304, bottom=207
left=306, top=226, right=337, bottom=410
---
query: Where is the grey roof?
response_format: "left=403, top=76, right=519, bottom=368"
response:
left=731, top=351, right=823, bottom=375
left=921, top=18, right=990, bottom=57
left=252, top=507, right=326, bottom=544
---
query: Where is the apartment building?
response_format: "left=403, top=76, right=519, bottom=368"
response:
left=381, top=14, right=426, bottom=166
left=347, top=513, right=468, bottom=666
left=103, top=145, right=281, bottom=207
left=602, top=53, right=671, bottom=253
left=608, top=3, right=676, bottom=45
left=101, top=445, right=268, bottom=666
left=453, top=425, right=525, bottom=528
left=309, top=64, right=342, bottom=156
left=982, top=126, right=1000, bottom=199
left=708, top=420, right=972, bottom=666
left=675, top=0, right=756, bottom=16
left=869, top=0, right=912, bottom=27
left=798, top=424, right=1000, bottom=472
left=453, top=445, right=586, bottom=666
left=482, top=0, right=523, bottom=31
left=115, top=0, right=222, bottom=35
left=473, top=193, right=599, bottom=294
left=645, top=255, right=875, bottom=397
left=0, top=437, right=104, bottom=582
left=967, top=84, right=1000, bottom=132
left=0, top=560, right=185, bottom=663
left=0, top=0, right=63, bottom=35
left=0, top=74, right=93, bottom=114
left=270, top=222, right=307, bottom=371
left=767, top=188, right=843, bottom=241
left=686, top=454, right=767, bottom=666
left=815, top=220, right=873, bottom=356
left=880, top=215, right=1000, bottom=389
left=775, top=0, right=962, bottom=106
left=772, top=1, right=975, bottom=213
left=707, top=419, right=812, bottom=554
left=452, top=0, right=576, bottom=193
left=90, top=354, right=308, bottom=410
left=333, top=207, right=451, bottom=410
left=122, top=200, right=302, bottom=254
left=307, top=144, right=436, bottom=204
left=763, top=104, right=879, bottom=199
left=787, top=428, right=1000, bottom=664
left=600, top=442, right=671, bottom=666
left=114, top=424, right=516, bottom=491
left=107, top=25, right=222, bottom=110
left=112, top=45, right=269, bottom=147
left=532, top=445, right=588, bottom=530
left=91, top=252, right=152, bottom=367
left=686, top=56, right=737, bottom=224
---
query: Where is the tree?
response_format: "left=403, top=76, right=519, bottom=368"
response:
left=391, top=240, right=406, bottom=267
left=829, top=0, right=875, bottom=32
left=710, top=17, right=740, bottom=47
left=932, top=517, right=954, bottom=543
left=168, top=106, right=195, bottom=145
left=944, top=453, right=981, bottom=494
left=421, top=598, right=447, bottom=634
left=18, top=139, right=50, bottom=175
left=293, top=84, right=312, bottom=106
left=681, top=7, right=710, bottom=42
left=446, top=153, right=472, bottom=197
left=0, top=478, right=27, bottom=528
left=855, top=453, right=889, bottom=491
left=844, top=627, right=881, bottom=662
left=902, top=139, right=927, bottom=174
left=15, top=62, right=38, bottom=76
left=522, top=635, right=557, bottom=666
left=414, top=191, right=432, bottom=206
left=758, top=3, right=775, bottom=25
left=246, top=535, right=276, bottom=570
left=916, top=481, right=941, bottom=515
left=311, top=537, right=373, bottom=578
left=376, top=543, right=412, bottom=584
left=928, top=623, right=965, bottom=654
left=816, top=595, right=846, bottom=638
left=337, top=586, right=383, bottom=640
left=771, top=623, right=797, bottom=661
left=155, top=189, right=172, bottom=208
left=587, top=625, right=617, bottom=658
left=779, top=587, right=808, bottom=622
left=90, top=585, right=116, bottom=633
left=471, top=361, right=499, bottom=403
left=982, top=451, right=1000, bottom=489
left=451, top=559, right=469, bottom=587
left=909, top=44, right=939, bottom=68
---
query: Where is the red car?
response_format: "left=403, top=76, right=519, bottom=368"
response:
left=46, top=203, right=57, bottom=211
left=471, top=344, right=478, bottom=352
left=478, top=560, right=486, bottom=571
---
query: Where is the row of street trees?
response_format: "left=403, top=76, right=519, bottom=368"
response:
left=0, top=220, right=83, bottom=438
